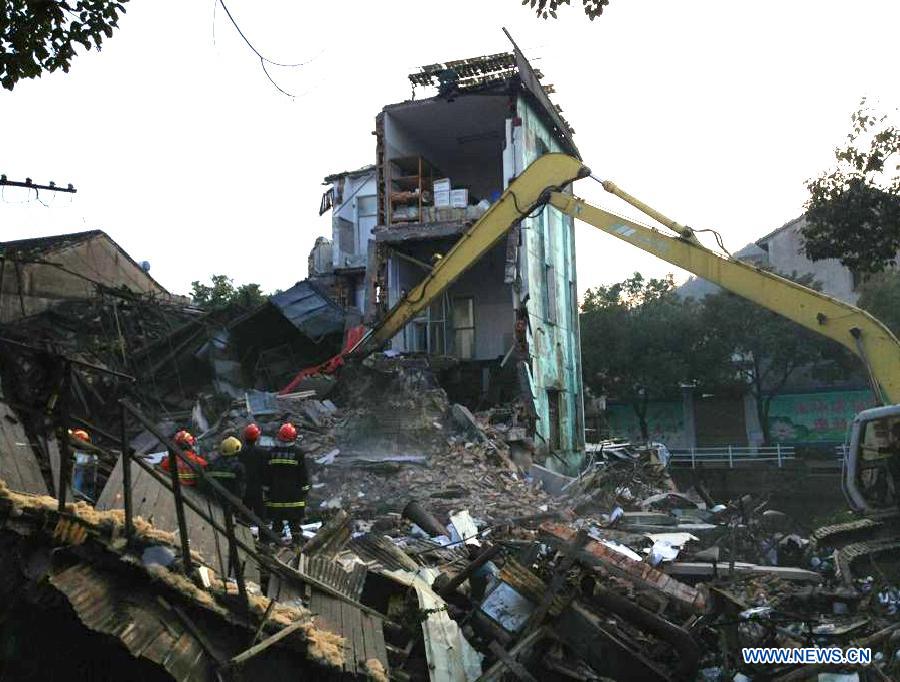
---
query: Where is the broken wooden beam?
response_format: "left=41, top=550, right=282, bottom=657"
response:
left=554, top=600, right=672, bottom=682
left=436, top=544, right=502, bottom=600
left=475, top=629, right=546, bottom=682
left=518, top=528, right=587, bottom=637
left=225, top=619, right=308, bottom=668
left=540, top=522, right=708, bottom=613
left=300, top=508, right=350, bottom=557
left=487, top=640, right=539, bottom=682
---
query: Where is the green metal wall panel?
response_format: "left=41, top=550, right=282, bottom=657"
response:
left=516, top=97, right=585, bottom=467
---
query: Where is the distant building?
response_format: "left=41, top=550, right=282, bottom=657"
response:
left=678, top=215, right=870, bottom=304
left=318, top=41, right=586, bottom=464
left=0, top=230, right=172, bottom=323
left=319, top=165, right=377, bottom=312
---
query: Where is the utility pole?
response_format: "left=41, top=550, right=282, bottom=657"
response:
left=0, top=175, right=77, bottom=193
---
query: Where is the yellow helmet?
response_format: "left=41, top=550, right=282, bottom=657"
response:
left=220, top=436, right=242, bottom=456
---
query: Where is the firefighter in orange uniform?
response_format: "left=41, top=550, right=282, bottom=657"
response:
left=160, top=430, right=207, bottom=486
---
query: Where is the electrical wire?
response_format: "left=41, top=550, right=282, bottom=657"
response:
left=692, top=227, right=734, bottom=259
left=217, top=0, right=311, bottom=67
left=216, top=0, right=321, bottom=98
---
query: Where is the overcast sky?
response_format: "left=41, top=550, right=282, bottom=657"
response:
left=3, top=0, right=898, bottom=298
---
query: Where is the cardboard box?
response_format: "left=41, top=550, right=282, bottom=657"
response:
left=434, top=189, right=451, bottom=207
left=450, top=189, right=469, bottom=208
left=433, top=178, right=451, bottom=193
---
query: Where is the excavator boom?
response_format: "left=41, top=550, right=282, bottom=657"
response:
left=358, top=152, right=900, bottom=405
left=547, top=192, right=900, bottom=405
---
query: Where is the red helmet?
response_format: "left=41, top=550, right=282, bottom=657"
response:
left=69, top=428, right=90, bottom=443
left=243, top=423, right=261, bottom=443
left=174, top=430, right=196, bottom=447
left=276, top=422, right=297, bottom=442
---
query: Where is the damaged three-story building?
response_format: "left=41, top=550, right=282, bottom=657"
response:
left=318, top=42, right=585, bottom=468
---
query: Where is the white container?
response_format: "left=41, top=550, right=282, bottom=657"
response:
left=434, top=189, right=451, bottom=207
left=450, top=189, right=468, bottom=208
left=433, top=178, right=451, bottom=193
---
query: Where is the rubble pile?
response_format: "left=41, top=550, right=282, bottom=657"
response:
left=199, top=354, right=555, bottom=522
left=293, top=476, right=900, bottom=681
left=175, top=359, right=900, bottom=680
left=2, top=297, right=899, bottom=680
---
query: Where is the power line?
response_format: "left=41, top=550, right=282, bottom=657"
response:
left=0, top=176, right=77, bottom=193
left=217, top=0, right=309, bottom=68
left=216, top=0, right=319, bottom=98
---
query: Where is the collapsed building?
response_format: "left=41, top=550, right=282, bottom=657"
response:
left=0, top=229, right=177, bottom=322
left=318, top=44, right=586, bottom=470
left=2, top=39, right=899, bottom=682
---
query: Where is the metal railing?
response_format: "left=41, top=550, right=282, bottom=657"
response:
left=668, top=445, right=796, bottom=468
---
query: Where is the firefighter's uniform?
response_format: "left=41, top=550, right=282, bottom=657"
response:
left=265, top=424, right=308, bottom=541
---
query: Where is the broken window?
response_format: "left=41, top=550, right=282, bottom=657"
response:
left=453, top=296, right=475, bottom=360
left=336, top=217, right=355, bottom=257
left=357, top=195, right=377, bottom=252
left=547, top=388, right=561, bottom=452
left=546, top=264, right=558, bottom=324
left=428, top=295, right=449, bottom=355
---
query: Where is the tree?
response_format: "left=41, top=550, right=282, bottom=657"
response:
left=190, top=275, right=266, bottom=312
left=522, top=0, right=611, bottom=20
left=580, top=273, right=729, bottom=440
left=1, top=0, right=129, bottom=91
left=802, top=100, right=900, bottom=274
left=857, top=270, right=900, bottom=338
left=700, top=274, right=855, bottom=444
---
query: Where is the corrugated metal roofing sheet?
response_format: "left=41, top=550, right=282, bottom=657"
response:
left=268, top=281, right=345, bottom=340
left=50, top=563, right=209, bottom=682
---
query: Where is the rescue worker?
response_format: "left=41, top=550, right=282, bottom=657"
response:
left=206, top=436, right=246, bottom=501
left=239, top=423, right=266, bottom=521
left=265, top=422, right=308, bottom=544
left=160, top=430, right=207, bottom=487
left=68, top=428, right=97, bottom=500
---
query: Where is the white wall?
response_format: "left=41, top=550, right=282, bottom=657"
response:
left=764, top=217, right=857, bottom=303
left=331, top=173, right=377, bottom=270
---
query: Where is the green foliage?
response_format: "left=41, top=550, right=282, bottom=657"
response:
left=580, top=273, right=730, bottom=439
left=0, top=0, right=128, bottom=90
left=857, top=270, right=900, bottom=338
left=582, top=272, right=859, bottom=444
left=802, top=99, right=900, bottom=274
left=522, top=0, right=610, bottom=21
left=700, top=273, right=855, bottom=443
left=190, top=275, right=266, bottom=312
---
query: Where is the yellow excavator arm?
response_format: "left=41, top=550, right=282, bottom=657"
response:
left=358, top=153, right=900, bottom=405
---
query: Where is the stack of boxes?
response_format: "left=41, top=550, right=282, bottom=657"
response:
left=430, top=177, right=470, bottom=222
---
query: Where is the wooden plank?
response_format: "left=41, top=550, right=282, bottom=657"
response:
left=0, top=385, right=48, bottom=495
left=340, top=598, right=356, bottom=674
left=354, top=599, right=369, bottom=675
left=360, top=613, right=379, bottom=670
left=372, top=616, right=389, bottom=676
left=163, top=631, right=205, bottom=681
left=226, top=620, right=307, bottom=668
left=141, top=629, right=180, bottom=668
